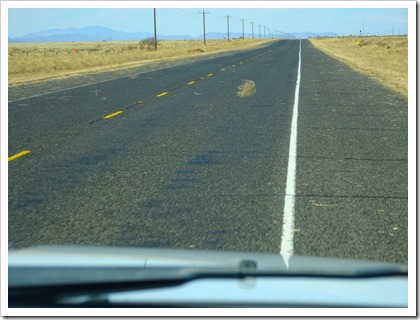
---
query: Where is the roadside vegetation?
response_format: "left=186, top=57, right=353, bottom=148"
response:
left=309, top=36, right=408, bottom=97
left=8, top=38, right=272, bottom=86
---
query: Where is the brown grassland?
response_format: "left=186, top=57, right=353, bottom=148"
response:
left=8, top=38, right=272, bottom=86
left=309, top=36, right=408, bottom=97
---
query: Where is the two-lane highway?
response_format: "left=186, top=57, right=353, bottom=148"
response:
left=8, top=40, right=407, bottom=263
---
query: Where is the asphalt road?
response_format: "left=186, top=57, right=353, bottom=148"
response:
left=8, top=40, right=408, bottom=263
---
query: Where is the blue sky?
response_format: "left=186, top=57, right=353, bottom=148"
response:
left=8, top=7, right=408, bottom=38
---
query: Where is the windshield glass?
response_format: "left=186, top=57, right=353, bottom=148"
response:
left=4, top=0, right=413, bottom=315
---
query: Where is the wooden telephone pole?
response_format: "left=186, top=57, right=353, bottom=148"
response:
left=226, top=15, right=232, bottom=41
left=153, top=8, right=157, bottom=50
left=199, top=10, right=209, bottom=45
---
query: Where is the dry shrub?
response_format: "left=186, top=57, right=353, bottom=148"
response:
left=237, top=79, right=256, bottom=97
left=188, top=48, right=205, bottom=53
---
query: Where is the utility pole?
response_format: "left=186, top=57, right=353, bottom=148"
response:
left=250, top=21, right=254, bottom=39
left=199, top=10, right=209, bottom=45
left=258, top=24, right=261, bottom=39
left=241, top=19, right=245, bottom=39
left=226, top=15, right=232, bottom=41
left=268, top=27, right=270, bottom=39
left=362, top=21, right=365, bottom=36
left=153, top=8, right=157, bottom=50
left=264, top=26, right=266, bottom=38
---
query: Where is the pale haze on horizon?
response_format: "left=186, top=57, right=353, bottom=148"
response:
left=8, top=7, right=408, bottom=38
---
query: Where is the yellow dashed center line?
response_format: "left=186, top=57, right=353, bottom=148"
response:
left=103, top=111, right=123, bottom=119
left=8, top=51, right=263, bottom=164
left=8, top=150, right=31, bottom=162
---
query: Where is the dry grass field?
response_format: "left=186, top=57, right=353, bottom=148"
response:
left=309, top=36, right=408, bottom=97
left=8, top=38, right=272, bottom=86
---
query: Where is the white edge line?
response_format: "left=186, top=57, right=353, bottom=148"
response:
left=280, top=39, right=301, bottom=268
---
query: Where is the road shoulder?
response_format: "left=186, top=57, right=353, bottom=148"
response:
left=294, top=41, right=408, bottom=263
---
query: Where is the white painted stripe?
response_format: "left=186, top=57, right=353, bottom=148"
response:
left=280, top=39, right=302, bottom=268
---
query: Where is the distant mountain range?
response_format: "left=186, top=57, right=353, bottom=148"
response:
left=9, top=26, right=338, bottom=43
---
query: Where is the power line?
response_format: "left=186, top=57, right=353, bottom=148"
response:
left=151, top=9, right=285, bottom=41
left=167, top=8, right=198, bottom=16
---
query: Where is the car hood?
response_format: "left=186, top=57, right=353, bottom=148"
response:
left=8, top=244, right=407, bottom=273
left=8, top=245, right=408, bottom=308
